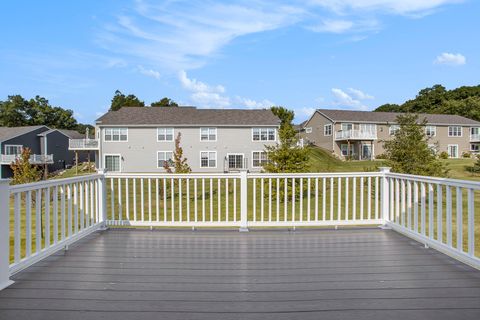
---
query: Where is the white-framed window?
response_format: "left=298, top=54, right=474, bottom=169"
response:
left=252, top=151, right=268, bottom=168
left=157, top=151, right=174, bottom=168
left=104, top=128, right=128, bottom=141
left=425, top=125, right=436, bottom=137
left=200, top=127, right=217, bottom=141
left=471, top=127, right=480, bottom=140
left=4, top=145, right=22, bottom=155
left=470, top=144, right=480, bottom=153
left=341, top=123, right=353, bottom=132
left=389, top=125, right=400, bottom=136
left=200, top=151, right=216, bottom=168
left=324, top=124, right=332, bottom=136
left=340, top=144, right=354, bottom=157
left=252, top=128, right=276, bottom=141
left=448, top=126, right=462, bottom=137
left=157, top=128, right=174, bottom=141
left=448, top=145, right=459, bottom=158
left=305, top=127, right=312, bottom=134
left=227, top=153, right=245, bottom=169
left=104, top=154, right=121, bottom=172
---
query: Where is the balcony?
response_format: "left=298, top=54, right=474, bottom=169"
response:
left=471, top=134, right=480, bottom=142
left=335, top=129, right=377, bottom=141
left=1, top=170, right=480, bottom=318
left=68, top=138, right=99, bottom=150
left=0, top=154, right=53, bottom=165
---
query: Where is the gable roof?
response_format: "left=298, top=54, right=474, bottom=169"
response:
left=0, top=126, right=48, bottom=142
left=315, top=109, right=480, bottom=126
left=96, top=107, right=280, bottom=126
left=57, top=129, right=86, bottom=139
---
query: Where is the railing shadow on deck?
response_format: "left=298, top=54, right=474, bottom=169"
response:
left=1, top=167, right=480, bottom=290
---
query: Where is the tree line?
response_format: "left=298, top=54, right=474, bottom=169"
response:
left=374, top=84, right=480, bottom=122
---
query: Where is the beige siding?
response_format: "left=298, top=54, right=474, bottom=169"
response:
left=303, top=112, right=334, bottom=152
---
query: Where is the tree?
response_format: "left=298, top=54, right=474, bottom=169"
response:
left=382, top=114, right=448, bottom=177
left=0, top=95, right=29, bottom=126
left=163, top=133, right=191, bottom=173
left=467, top=154, right=480, bottom=174
left=263, top=106, right=309, bottom=173
left=151, top=97, right=178, bottom=107
left=10, top=148, right=41, bottom=185
left=110, top=90, right=145, bottom=111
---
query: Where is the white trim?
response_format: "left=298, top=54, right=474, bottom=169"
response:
left=4, top=144, right=23, bottom=155
left=156, top=151, right=174, bottom=169
left=226, top=153, right=245, bottom=170
left=251, top=150, right=268, bottom=168
left=199, top=127, right=217, bottom=142
left=447, top=144, right=459, bottom=158
left=305, top=127, right=312, bottom=134
left=324, top=124, right=332, bottom=136
left=103, top=154, right=122, bottom=172
left=104, top=127, right=128, bottom=142
left=199, top=150, right=217, bottom=168
left=156, top=127, right=175, bottom=142
left=252, top=127, right=276, bottom=142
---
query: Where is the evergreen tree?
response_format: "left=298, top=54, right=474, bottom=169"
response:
left=382, top=114, right=448, bottom=177
left=151, top=97, right=178, bottom=107
left=263, top=106, right=309, bottom=173
left=110, top=90, right=145, bottom=111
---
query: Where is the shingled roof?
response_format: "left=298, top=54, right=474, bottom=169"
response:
left=96, top=107, right=280, bottom=126
left=316, top=109, right=480, bottom=125
left=0, top=126, right=47, bottom=142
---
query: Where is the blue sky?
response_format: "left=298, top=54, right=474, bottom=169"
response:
left=0, top=0, right=478, bottom=124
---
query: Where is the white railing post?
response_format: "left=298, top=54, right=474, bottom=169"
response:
left=239, top=171, right=249, bottom=232
left=379, top=167, right=391, bottom=228
left=0, top=179, right=14, bottom=290
left=97, top=170, right=108, bottom=230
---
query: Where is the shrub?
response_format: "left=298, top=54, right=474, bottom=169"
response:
left=439, top=151, right=449, bottom=159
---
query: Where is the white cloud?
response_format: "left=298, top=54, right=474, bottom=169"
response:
left=299, top=107, right=316, bottom=117
left=308, top=19, right=354, bottom=33
left=434, top=52, right=466, bottom=66
left=331, top=88, right=373, bottom=110
left=137, top=65, right=161, bottom=79
left=348, top=88, right=374, bottom=100
left=235, top=97, right=275, bottom=109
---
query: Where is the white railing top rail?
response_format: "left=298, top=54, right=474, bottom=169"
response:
left=335, top=129, right=377, bottom=140
left=471, top=134, right=480, bottom=141
left=247, top=172, right=383, bottom=178
left=9, top=173, right=103, bottom=193
left=386, top=172, right=480, bottom=190
left=105, top=172, right=243, bottom=179
left=68, top=138, right=99, bottom=148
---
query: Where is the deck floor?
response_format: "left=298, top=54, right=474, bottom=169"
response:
left=1, top=228, right=480, bottom=319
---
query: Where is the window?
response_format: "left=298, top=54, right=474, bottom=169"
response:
left=425, top=125, right=436, bottom=137
left=448, top=126, right=462, bottom=137
left=340, top=144, right=354, bottom=157
left=105, top=128, right=128, bottom=141
left=200, top=151, right=216, bottom=168
left=471, top=144, right=480, bottom=153
left=252, top=128, right=276, bottom=141
left=157, top=128, right=174, bottom=141
left=227, top=154, right=245, bottom=169
left=252, top=151, right=268, bottom=167
left=324, top=124, right=332, bottom=136
left=4, top=145, right=22, bottom=155
left=471, top=127, right=480, bottom=140
left=389, top=125, right=400, bottom=135
left=200, top=127, right=217, bottom=141
left=341, top=123, right=353, bottom=132
left=104, top=155, right=121, bottom=172
left=448, top=145, right=459, bottom=158
left=305, top=127, right=312, bottom=133
left=157, top=151, right=174, bottom=168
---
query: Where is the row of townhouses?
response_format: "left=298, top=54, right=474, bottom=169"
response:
left=70, top=107, right=280, bottom=173
left=301, top=109, right=480, bottom=160
left=0, top=126, right=89, bottom=178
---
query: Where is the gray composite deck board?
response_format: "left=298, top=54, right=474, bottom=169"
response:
left=1, top=228, right=480, bottom=320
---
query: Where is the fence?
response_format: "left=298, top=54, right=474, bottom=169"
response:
left=1, top=167, right=479, bottom=291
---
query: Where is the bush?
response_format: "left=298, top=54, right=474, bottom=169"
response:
left=439, top=151, right=449, bottom=159
left=462, top=152, right=471, bottom=158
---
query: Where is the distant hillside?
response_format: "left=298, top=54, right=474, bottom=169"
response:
left=374, top=84, right=480, bottom=121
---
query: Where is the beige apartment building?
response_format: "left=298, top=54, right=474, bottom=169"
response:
left=302, top=109, right=480, bottom=160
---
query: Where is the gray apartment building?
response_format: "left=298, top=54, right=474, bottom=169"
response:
left=302, top=109, right=480, bottom=160
left=0, top=126, right=88, bottom=178
left=70, top=107, right=280, bottom=173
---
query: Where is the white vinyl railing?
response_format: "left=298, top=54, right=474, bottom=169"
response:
left=471, top=134, right=480, bottom=142
left=68, top=138, right=99, bottom=150
left=1, top=167, right=479, bottom=291
left=335, top=129, right=377, bottom=140
left=0, top=154, right=54, bottom=165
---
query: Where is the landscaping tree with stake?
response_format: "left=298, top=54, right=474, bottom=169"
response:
left=163, top=132, right=191, bottom=173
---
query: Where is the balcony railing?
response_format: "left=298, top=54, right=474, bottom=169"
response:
left=471, top=134, right=480, bottom=142
left=68, top=139, right=99, bottom=150
left=0, top=154, right=53, bottom=165
left=335, top=129, right=377, bottom=140
left=1, top=169, right=480, bottom=291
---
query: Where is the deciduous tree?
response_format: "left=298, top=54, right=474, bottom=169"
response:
left=110, top=90, right=145, bottom=111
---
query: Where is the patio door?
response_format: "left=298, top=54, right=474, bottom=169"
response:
left=227, top=154, right=245, bottom=170
left=361, top=144, right=373, bottom=160
left=448, top=145, right=458, bottom=158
